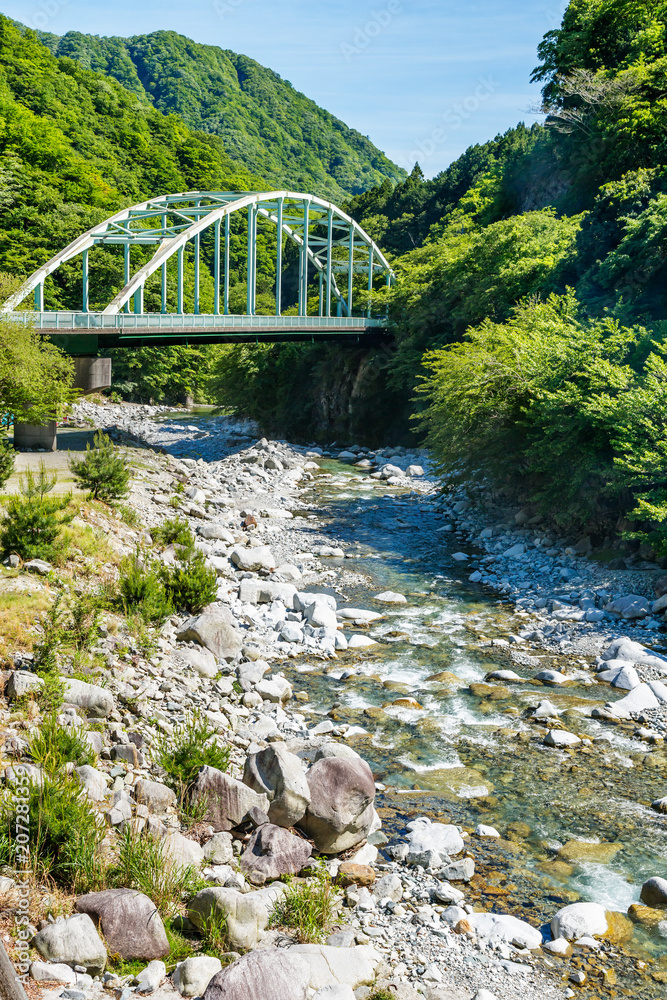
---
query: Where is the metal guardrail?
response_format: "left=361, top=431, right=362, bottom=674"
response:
left=7, top=312, right=387, bottom=332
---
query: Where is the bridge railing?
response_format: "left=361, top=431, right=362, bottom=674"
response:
left=7, top=312, right=388, bottom=331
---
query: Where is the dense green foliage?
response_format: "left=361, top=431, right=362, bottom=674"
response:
left=69, top=430, right=131, bottom=501
left=211, top=0, right=667, bottom=551
left=161, top=549, right=218, bottom=614
left=117, top=552, right=173, bottom=624
left=0, top=317, right=75, bottom=424
left=153, top=711, right=230, bottom=805
left=31, top=27, right=405, bottom=201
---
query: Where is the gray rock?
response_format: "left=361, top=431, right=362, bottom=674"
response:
left=199, top=524, right=235, bottom=544
left=189, top=884, right=287, bottom=951
left=605, top=595, right=650, bottom=619
left=243, top=745, right=310, bottom=828
left=440, top=858, right=475, bottom=882
left=135, top=960, right=166, bottom=992
left=237, top=660, right=270, bottom=691
left=192, top=766, right=270, bottom=831
left=471, top=912, right=542, bottom=949
left=641, top=877, right=667, bottom=907
left=239, top=579, right=297, bottom=608
left=25, top=558, right=52, bottom=575
left=134, top=779, right=177, bottom=814
left=61, top=678, right=114, bottom=718
left=405, top=818, right=464, bottom=858
left=7, top=671, right=43, bottom=699
left=230, top=546, right=277, bottom=572
left=544, top=730, right=581, bottom=748
left=202, top=948, right=310, bottom=1000
left=301, top=757, right=376, bottom=854
left=178, top=605, right=242, bottom=662
left=255, top=676, right=293, bottom=702
left=203, top=832, right=234, bottom=865
left=173, top=956, right=222, bottom=997
left=607, top=683, right=660, bottom=718
left=551, top=902, right=608, bottom=940
left=162, top=831, right=205, bottom=868
left=287, top=944, right=381, bottom=989
left=74, top=765, right=110, bottom=802
left=374, top=591, right=407, bottom=604
left=177, top=647, right=218, bottom=678
left=75, top=889, right=169, bottom=961
left=30, top=961, right=77, bottom=984
left=372, top=873, right=402, bottom=902
left=240, top=823, right=312, bottom=878
left=34, top=913, right=107, bottom=975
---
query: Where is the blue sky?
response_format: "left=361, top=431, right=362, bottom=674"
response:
left=3, top=0, right=567, bottom=177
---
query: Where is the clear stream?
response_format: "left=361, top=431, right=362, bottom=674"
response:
left=283, top=459, right=667, bottom=987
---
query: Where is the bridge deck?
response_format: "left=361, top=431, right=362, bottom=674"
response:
left=8, top=312, right=391, bottom=351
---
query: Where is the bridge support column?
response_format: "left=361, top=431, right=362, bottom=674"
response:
left=13, top=421, right=57, bottom=452
left=73, top=357, right=112, bottom=395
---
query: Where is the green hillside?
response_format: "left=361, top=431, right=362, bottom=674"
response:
left=28, top=27, right=405, bottom=200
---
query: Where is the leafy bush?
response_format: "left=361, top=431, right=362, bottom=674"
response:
left=29, top=713, right=96, bottom=775
left=118, top=551, right=173, bottom=624
left=108, top=826, right=205, bottom=916
left=161, top=549, right=218, bottom=614
left=0, top=463, right=73, bottom=561
left=0, top=435, right=14, bottom=489
left=269, top=867, right=337, bottom=943
left=153, top=711, right=230, bottom=805
left=152, top=517, right=195, bottom=551
left=69, top=430, right=131, bottom=501
left=0, top=773, right=105, bottom=887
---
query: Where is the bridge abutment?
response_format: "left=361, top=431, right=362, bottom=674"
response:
left=13, top=421, right=58, bottom=452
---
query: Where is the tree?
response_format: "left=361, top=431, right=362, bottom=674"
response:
left=1, top=463, right=73, bottom=560
left=69, top=430, right=131, bottom=501
left=0, top=318, right=76, bottom=426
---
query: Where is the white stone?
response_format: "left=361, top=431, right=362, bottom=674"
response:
left=337, top=608, right=382, bottom=622
left=30, top=961, right=77, bottom=984
left=596, top=664, right=640, bottom=690
left=451, top=552, right=469, bottom=562
left=544, top=730, right=581, bottom=748
left=230, top=545, right=277, bottom=572
left=605, top=595, right=651, bottom=619
left=405, top=817, right=464, bottom=857
left=551, top=902, right=608, bottom=940
left=374, top=591, right=407, bottom=603
left=607, top=682, right=660, bottom=718
left=287, top=944, right=381, bottom=990
left=475, top=824, right=500, bottom=838
left=348, top=635, right=378, bottom=648
left=173, top=956, right=222, bottom=997
left=472, top=912, right=542, bottom=950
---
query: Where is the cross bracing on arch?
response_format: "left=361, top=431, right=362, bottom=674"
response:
left=1, top=191, right=395, bottom=320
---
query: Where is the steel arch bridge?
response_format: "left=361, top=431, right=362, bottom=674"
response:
left=1, top=190, right=395, bottom=352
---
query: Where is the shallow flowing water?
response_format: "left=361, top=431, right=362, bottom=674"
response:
left=285, top=460, right=667, bottom=981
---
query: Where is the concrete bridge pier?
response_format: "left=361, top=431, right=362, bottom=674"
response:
left=13, top=356, right=112, bottom=452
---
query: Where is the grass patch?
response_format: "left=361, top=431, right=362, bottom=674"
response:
left=164, top=920, right=197, bottom=970
left=152, top=517, right=194, bottom=550
left=0, top=587, right=52, bottom=658
left=29, top=713, right=96, bottom=774
left=0, top=773, right=106, bottom=889
left=269, top=868, right=337, bottom=943
left=108, top=826, right=206, bottom=917
left=153, top=711, right=230, bottom=809
left=199, top=910, right=229, bottom=953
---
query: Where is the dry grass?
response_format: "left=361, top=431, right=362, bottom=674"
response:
left=0, top=585, right=52, bottom=659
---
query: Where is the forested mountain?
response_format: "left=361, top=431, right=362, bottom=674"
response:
left=26, top=26, right=405, bottom=200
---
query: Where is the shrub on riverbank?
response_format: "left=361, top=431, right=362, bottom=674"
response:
left=69, top=431, right=132, bottom=502
left=0, top=464, right=73, bottom=561
left=418, top=291, right=667, bottom=541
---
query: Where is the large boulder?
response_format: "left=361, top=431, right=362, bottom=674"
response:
left=240, top=823, right=312, bottom=878
left=471, top=912, right=542, bottom=950
left=177, top=606, right=242, bottom=662
left=604, top=595, right=650, bottom=619
left=161, top=831, right=205, bottom=868
left=243, top=745, right=310, bottom=827
left=300, top=757, right=376, bottom=854
left=405, top=817, right=464, bottom=862
left=173, top=956, right=223, bottom=997
left=188, top=884, right=286, bottom=951
left=75, top=889, right=169, bottom=961
left=288, top=944, right=381, bottom=990
left=61, top=678, right=114, bottom=718
left=7, top=671, right=43, bottom=699
left=34, top=913, right=107, bottom=975
left=641, top=877, right=667, bottom=908
left=177, top=647, right=218, bottom=678
left=134, top=779, right=177, bottom=814
left=192, top=766, right=270, bottom=832
left=202, top=949, right=310, bottom=1000
left=551, top=902, right=608, bottom=940
left=230, top=546, right=277, bottom=572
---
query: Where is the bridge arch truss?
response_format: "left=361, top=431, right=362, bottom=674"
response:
left=1, top=191, right=395, bottom=322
